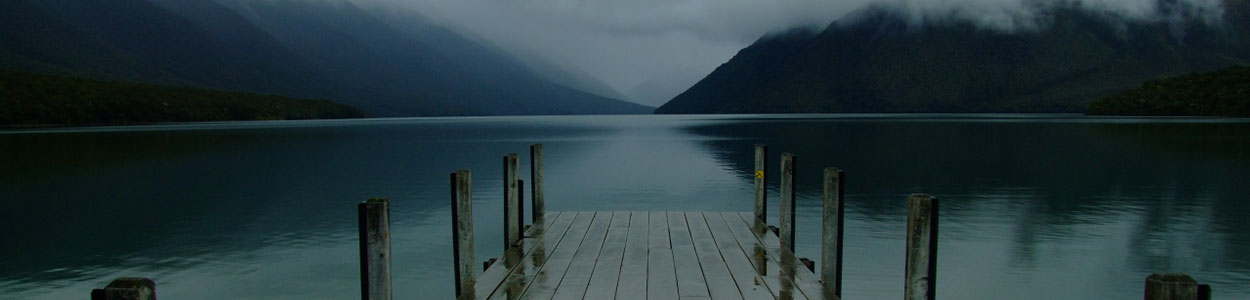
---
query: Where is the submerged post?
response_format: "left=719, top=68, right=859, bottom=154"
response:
left=821, top=168, right=844, bottom=298
left=358, top=198, right=392, bottom=300
left=451, top=170, right=475, bottom=297
left=904, top=194, right=938, bottom=300
left=530, top=144, right=545, bottom=223
left=1144, top=273, right=1199, bottom=300
left=504, top=153, right=520, bottom=249
left=754, top=144, right=768, bottom=234
left=779, top=153, right=796, bottom=251
left=90, top=277, right=155, bottom=300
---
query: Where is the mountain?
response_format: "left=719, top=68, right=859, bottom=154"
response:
left=626, top=69, right=706, bottom=107
left=3, top=0, right=650, bottom=116
left=20, top=0, right=333, bottom=99
left=197, top=0, right=649, bottom=116
left=656, top=1, right=1250, bottom=114
left=1088, top=65, right=1250, bottom=116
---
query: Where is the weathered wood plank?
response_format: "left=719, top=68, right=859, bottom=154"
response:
left=821, top=168, right=844, bottom=298
left=669, top=211, right=711, bottom=298
left=736, top=212, right=831, bottom=300
left=551, top=212, right=615, bottom=300
left=530, top=144, right=545, bottom=223
left=503, top=153, right=521, bottom=250
left=1145, top=273, right=1199, bottom=300
left=517, top=212, right=598, bottom=299
left=723, top=212, right=801, bottom=300
left=473, top=211, right=833, bottom=300
left=451, top=171, right=475, bottom=298
left=754, top=144, right=768, bottom=234
left=358, top=198, right=391, bottom=300
left=905, top=194, right=938, bottom=300
left=703, top=212, right=775, bottom=299
left=648, top=211, right=679, bottom=300
left=779, top=153, right=796, bottom=252
left=584, top=212, right=630, bottom=299
left=475, top=211, right=571, bottom=300
left=616, top=212, right=649, bottom=299
left=686, top=212, right=746, bottom=300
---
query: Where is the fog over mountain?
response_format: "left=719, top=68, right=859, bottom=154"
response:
left=3, top=0, right=1240, bottom=111
left=655, top=0, right=1249, bottom=113
left=359, top=0, right=1236, bottom=106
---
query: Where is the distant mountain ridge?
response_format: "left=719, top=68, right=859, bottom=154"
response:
left=656, top=1, right=1250, bottom=114
left=1, top=0, right=651, bottom=116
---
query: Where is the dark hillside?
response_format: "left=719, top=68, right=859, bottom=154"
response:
left=657, top=2, right=1250, bottom=114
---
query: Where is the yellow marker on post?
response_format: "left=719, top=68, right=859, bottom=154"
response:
left=755, top=170, right=764, bottom=178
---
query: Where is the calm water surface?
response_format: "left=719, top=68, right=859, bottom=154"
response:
left=2, top=114, right=1248, bottom=299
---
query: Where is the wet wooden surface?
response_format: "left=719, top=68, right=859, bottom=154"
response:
left=464, top=211, right=836, bottom=300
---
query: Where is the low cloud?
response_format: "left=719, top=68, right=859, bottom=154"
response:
left=344, top=0, right=1226, bottom=103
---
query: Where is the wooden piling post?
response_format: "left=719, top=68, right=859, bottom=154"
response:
left=754, top=144, right=767, bottom=234
left=821, top=168, right=844, bottom=298
left=779, top=153, right=796, bottom=251
left=358, top=198, right=392, bottom=300
left=90, top=277, right=155, bottom=300
left=518, top=179, right=525, bottom=235
left=1144, top=273, right=1199, bottom=300
left=530, top=144, right=545, bottom=223
left=904, top=194, right=938, bottom=300
left=451, top=170, right=475, bottom=297
left=504, top=153, right=520, bottom=249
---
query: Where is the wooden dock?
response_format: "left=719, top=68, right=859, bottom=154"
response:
left=465, top=211, right=827, bottom=300
left=445, top=144, right=843, bottom=300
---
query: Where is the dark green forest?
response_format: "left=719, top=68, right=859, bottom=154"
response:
left=1088, top=66, right=1250, bottom=116
left=0, top=70, right=365, bottom=127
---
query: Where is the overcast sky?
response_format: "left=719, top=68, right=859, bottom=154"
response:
left=354, top=0, right=1223, bottom=105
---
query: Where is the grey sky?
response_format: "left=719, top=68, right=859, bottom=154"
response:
left=352, top=0, right=1224, bottom=105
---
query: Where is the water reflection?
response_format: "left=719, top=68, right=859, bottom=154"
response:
left=680, top=116, right=1250, bottom=299
left=1, top=115, right=1248, bottom=299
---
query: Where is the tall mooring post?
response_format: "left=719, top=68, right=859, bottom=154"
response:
left=779, top=153, right=796, bottom=251
left=821, top=168, right=845, bottom=298
left=503, top=153, right=520, bottom=249
left=358, top=198, right=392, bottom=300
left=518, top=179, right=525, bottom=232
left=530, top=144, right=545, bottom=223
left=451, top=170, right=475, bottom=298
left=91, top=278, right=155, bottom=300
left=904, top=194, right=938, bottom=300
left=753, top=144, right=768, bottom=234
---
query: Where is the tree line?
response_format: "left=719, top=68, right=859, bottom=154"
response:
left=1, top=70, right=365, bottom=127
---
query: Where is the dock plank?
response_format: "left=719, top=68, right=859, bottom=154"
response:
left=584, top=212, right=630, bottom=299
left=551, top=211, right=615, bottom=300
left=686, top=212, right=746, bottom=300
left=734, top=212, right=832, bottom=300
left=647, top=212, right=679, bottom=300
left=514, top=212, right=597, bottom=299
left=467, top=211, right=568, bottom=300
left=470, top=211, right=830, bottom=300
left=700, top=212, right=774, bottom=299
left=480, top=212, right=576, bottom=300
left=668, top=212, right=711, bottom=298
left=718, top=212, right=794, bottom=300
left=615, top=212, right=649, bottom=299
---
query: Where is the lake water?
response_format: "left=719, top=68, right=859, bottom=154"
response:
left=2, top=114, right=1248, bottom=299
